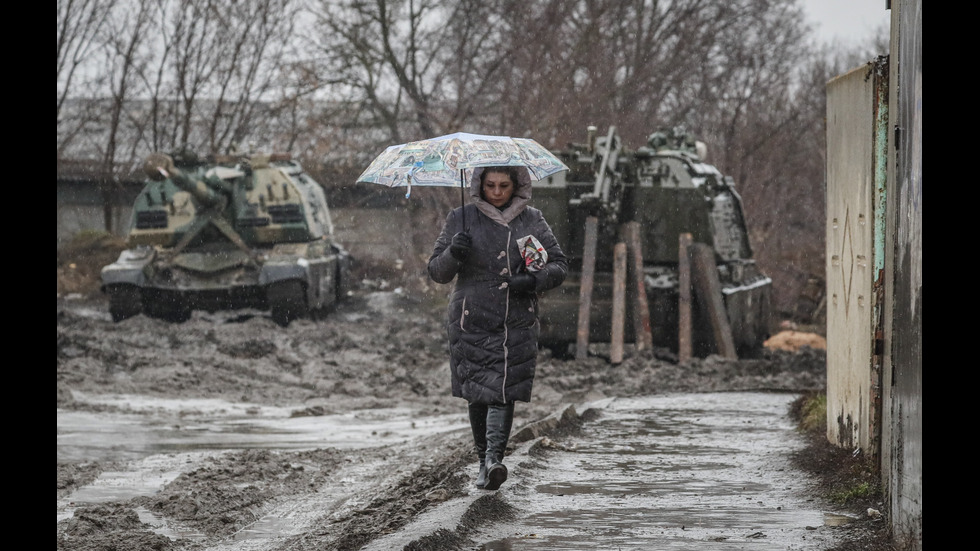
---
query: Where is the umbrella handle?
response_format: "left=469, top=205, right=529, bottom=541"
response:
left=460, top=169, right=466, bottom=231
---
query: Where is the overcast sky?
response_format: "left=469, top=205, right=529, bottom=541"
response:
left=802, top=0, right=891, bottom=46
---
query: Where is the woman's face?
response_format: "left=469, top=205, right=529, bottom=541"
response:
left=482, top=170, right=515, bottom=208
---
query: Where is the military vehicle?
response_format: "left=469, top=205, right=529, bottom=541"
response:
left=532, top=126, right=771, bottom=358
left=101, top=149, right=353, bottom=326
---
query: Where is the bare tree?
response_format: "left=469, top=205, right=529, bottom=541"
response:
left=306, top=0, right=439, bottom=143
left=94, top=0, right=156, bottom=233
left=166, top=0, right=222, bottom=149
left=306, top=0, right=520, bottom=145
left=195, top=0, right=300, bottom=153
left=57, top=0, right=117, bottom=157
left=462, top=0, right=570, bottom=141
left=60, top=0, right=309, bottom=161
left=132, top=0, right=180, bottom=154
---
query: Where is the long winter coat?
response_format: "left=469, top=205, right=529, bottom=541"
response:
left=427, top=167, right=568, bottom=405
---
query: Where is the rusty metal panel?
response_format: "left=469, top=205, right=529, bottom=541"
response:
left=825, top=60, right=887, bottom=454
left=869, top=56, right=890, bottom=467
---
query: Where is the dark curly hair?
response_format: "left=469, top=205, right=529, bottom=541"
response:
left=479, top=166, right=520, bottom=184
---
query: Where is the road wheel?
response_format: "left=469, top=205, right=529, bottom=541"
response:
left=143, top=291, right=193, bottom=323
left=268, top=280, right=308, bottom=327
left=107, top=285, right=142, bottom=322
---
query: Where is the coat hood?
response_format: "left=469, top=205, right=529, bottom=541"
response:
left=469, top=166, right=533, bottom=226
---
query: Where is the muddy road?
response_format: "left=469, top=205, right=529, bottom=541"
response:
left=57, top=286, right=878, bottom=550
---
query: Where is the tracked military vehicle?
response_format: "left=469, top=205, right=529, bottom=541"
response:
left=101, top=150, right=353, bottom=326
left=533, top=126, right=771, bottom=357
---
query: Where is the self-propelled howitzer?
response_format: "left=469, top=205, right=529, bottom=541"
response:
left=531, top=126, right=772, bottom=358
left=101, top=150, right=353, bottom=325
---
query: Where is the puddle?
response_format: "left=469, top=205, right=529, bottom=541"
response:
left=57, top=394, right=466, bottom=463
left=136, top=507, right=209, bottom=541
left=231, top=515, right=304, bottom=541
left=57, top=394, right=467, bottom=531
left=824, top=512, right=860, bottom=526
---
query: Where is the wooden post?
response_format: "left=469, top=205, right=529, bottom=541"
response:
left=689, top=243, right=738, bottom=359
left=610, top=242, right=627, bottom=364
left=623, top=222, right=653, bottom=350
left=576, top=216, right=599, bottom=361
left=678, top=233, right=693, bottom=364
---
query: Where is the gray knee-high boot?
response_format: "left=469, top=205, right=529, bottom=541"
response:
left=468, top=402, right=488, bottom=488
left=483, top=402, right=515, bottom=491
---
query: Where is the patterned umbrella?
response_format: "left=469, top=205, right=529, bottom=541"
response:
left=355, top=132, right=569, bottom=204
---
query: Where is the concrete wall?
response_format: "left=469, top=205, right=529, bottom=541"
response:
left=330, top=207, right=418, bottom=268
left=825, top=61, right=887, bottom=454
left=56, top=181, right=141, bottom=246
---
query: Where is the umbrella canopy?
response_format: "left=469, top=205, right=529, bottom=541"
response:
left=355, top=132, right=569, bottom=198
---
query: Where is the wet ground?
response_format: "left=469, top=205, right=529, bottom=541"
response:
left=57, top=395, right=467, bottom=522
left=56, top=287, right=887, bottom=550
left=58, top=385, right=859, bottom=550
left=365, top=393, right=856, bottom=551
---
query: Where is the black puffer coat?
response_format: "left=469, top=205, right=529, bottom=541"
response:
left=427, top=167, right=568, bottom=405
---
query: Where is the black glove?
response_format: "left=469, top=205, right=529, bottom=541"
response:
left=508, top=272, right=536, bottom=293
left=449, top=232, right=472, bottom=261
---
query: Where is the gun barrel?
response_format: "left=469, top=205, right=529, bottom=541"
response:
left=170, top=170, right=224, bottom=207
left=143, top=152, right=224, bottom=208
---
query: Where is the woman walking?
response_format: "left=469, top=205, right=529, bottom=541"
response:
left=427, top=165, right=567, bottom=490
